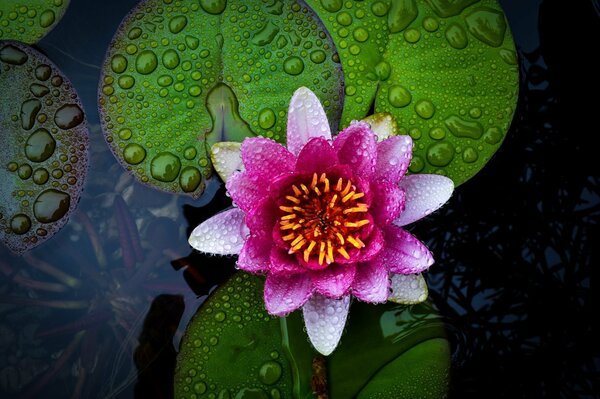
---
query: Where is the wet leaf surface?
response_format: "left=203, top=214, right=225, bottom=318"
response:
left=0, top=41, right=88, bottom=253
left=99, top=0, right=343, bottom=197
left=0, top=0, right=70, bottom=44
left=305, top=0, right=519, bottom=185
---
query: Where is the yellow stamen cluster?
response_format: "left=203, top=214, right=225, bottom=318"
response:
left=279, top=172, right=370, bottom=266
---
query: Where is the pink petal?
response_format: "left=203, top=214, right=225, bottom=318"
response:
left=388, top=273, right=428, bottom=304
left=311, top=263, right=356, bottom=298
left=382, top=225, right=434, bottom=274
left=303, top=294, right=350, bottom=355
left=369, top=180, right=405, bottom=226
left=237, top=235, right=270, bottom=273
left=264, top=273, right=313, bottom=316
left=394, top=174, right=454, bottom=226
left=226, top=171, right=267, bottom=214
left=245, top=198, right=277, bottom=237
left=295, top=137, right=338, bottom=174
left=375, top=135, right=413, bottom=184
left=287, top=87, right=332, bottom=156
left=241, top=137, right=295, bottom=181
left=188, top=208, right=248, bottom=255
left=352, top=258, right=390, bottom=303
left=270, top=247, right=307, bottom=275
left=333, top=121, right=377, bottom=180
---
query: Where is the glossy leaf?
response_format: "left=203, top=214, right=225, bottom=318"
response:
left=305, top=0, right=519, bottom=185
left=98, top=0, right=343, bottom=198
left=175, top=272, right=450, bottom=398
left=0, top=41, right=89, bottom=253
left=0, top=0, right=70, bottom=44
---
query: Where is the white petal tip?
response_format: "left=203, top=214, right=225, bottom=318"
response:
left=210, top=142, right=243, bottom=183
left=388, top=273, right=429, bottom=304
left=187, top=208, right=246, bottom=255
left=395, top=174, right=455, bottom=226
left=303, top=294, right=351, bottom=356
left=362, top=112, right=399, bottom=142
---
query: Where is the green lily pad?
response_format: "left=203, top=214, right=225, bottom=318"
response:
left=0, top=0, right=70, bottom=44
left=175, top=272, right=450, bottom=398
left=0, top=41, right=88, bottom=253
left=98, top=0, right=343, bottom=198
left=305, top=0, right=519, bottom=185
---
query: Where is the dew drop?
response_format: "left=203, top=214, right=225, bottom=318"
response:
left=179, top=166, right=203, bottom=192
left=18, top=164, right=33, bottom=180
left=135, top=50, right=158, bottom=75
left=39, top=9, right=55, bottom=28
left=33, top=189, right=71, bottom=223
left=371, top=1, right=389, bottom=17
left=426, top=142, right=455, bottom=167
left=258, top=361, right=282, bottom=385
left=445, top=23, right=468, bottom=49
left=169, top=15, right=188, bottom=34
left=422, top=16, right=439, bottom=32
left=21, top=99, right=42, bottom=130
left=309, top=49, right=326, bottom=64
left=200, top=0, right=227, bottom=15
left=415, top=100, right=435, bottom=119
left=214, top=311, right=226, bottom=322
left=25, top=128, right=56, bottom=162
left=35, top=64, right=52, bottom=81
left=258, top=108, right=276, bottom=129
left=123, top=143, right=146, bottom=165
left=54, top=104, right=84, bottom=129
left=30, top=83, right=50, bottom=97
left=10, top=214, right=31, bottom=235
left=404, top=28, right=421, bottom=43
left=283, top=56, right=304, bottom=76
left=150, top=152, right=181, bottom=182
left=0, top=44, right=28, bottom=65
left=429, top=127, right=445, bottom=140
left=320, top=0, right=342, bottom=13
left=111, top=54, right=128, bottom=74
left=353, top=27, right=369, bottom=42
left=33, top=168, right=50, bottom=185
left=388, top=85, right=412, bottom=108
left=162, top=49, right=180, bottom=69
left=462, top=147, right=478, bottom=163
left=483, top=126, right=502, bottom=144
left=336, top=12, right=352, bottom=26
left=118, top=75, right=135, bottom=89
left=128, top=27, right=142, bottom=40
left=375, top=61, right=391, bottom=81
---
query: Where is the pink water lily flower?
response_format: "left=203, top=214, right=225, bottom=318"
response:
left=189, top=87, right=454, bottom=355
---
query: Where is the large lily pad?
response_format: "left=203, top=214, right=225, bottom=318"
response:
left=305, top=0, right=519, bottom=185
left=98, top=0, right=343, bottom=198
left=175, top=272, right=450, bottom=398
left=0, top=0, right=70, bottom=44
left=0, top=41, right=89, bottom=253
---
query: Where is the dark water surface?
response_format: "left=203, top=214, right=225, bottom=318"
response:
left=0, top=0, right=598, bottom=398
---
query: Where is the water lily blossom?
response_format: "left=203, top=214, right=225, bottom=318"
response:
left=189, top=87, right=454, bottom=355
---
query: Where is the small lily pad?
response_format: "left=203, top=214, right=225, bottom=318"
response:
left=305, top=0, right=519, bottom=185
left=0, top=41, right=88, bottom=253
left=99, top=0, right=343, bottom=198
left=176, top=272, right=450, bottom=398
left=0, top=0, right=70, bottom=44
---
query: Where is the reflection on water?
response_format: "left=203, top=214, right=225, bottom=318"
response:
left=0, top=0, right=597, bottom=398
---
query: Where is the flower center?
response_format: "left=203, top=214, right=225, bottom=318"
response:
left=279, top=172, right=370, bottom=266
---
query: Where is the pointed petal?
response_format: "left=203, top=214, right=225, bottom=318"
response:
left=188, top=208, right=247, bottom=255
left=394, top=174, right=454, bottom=226
left=333, top=121, right=377, bottom=180
left=362, top=112, right=399, bottom=142
left=370, top=180, right=406, bottom=226
left=264, top=273, right=313, bottom=316
left=226, top=171, right=266, bottom=213
left=295, top=137, right=338, bottom=174
left=383, top=225, right=434, bottom=274
left=388, top=273, right=428, bottom=304
left=311, top=263, right=356, bottom=298
left=210, top=142, right=243, bottom=183
left=241, top=137, right=295, bottom=181
left=352, top=259, right=390, bottom=303
left=375, top=135, right=412, bottom=184
left=303, top=294, right=351, bottom=356
left=237, top=235, right=270, bottom=273
left=287, top=87, right=332, bottom=156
